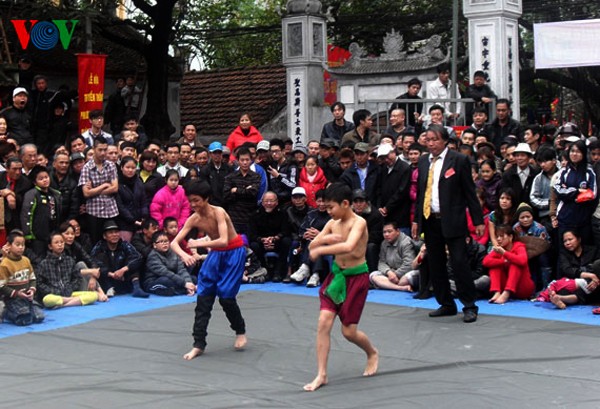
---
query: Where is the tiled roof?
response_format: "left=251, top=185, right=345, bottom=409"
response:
left=328, top=55, right=449, bottom=75
left=180, top=65, right=287, bottom=139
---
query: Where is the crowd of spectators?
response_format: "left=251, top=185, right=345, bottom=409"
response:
left=1, top=65, right=600, bottom=326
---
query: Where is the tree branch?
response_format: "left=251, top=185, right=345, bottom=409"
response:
left=131, top=0, right=156, bottom=20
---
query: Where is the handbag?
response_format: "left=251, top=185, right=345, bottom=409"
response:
left=576, top=188, right=594, bottom=203
left=518, top=236, right=551, bottom=259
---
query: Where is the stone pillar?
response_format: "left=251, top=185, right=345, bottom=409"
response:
left=281, top=0, right=327, bottom=147
left=463, top=0, right=521, bottom=118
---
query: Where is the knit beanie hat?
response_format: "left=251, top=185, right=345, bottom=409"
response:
left=515, top=202, right=533, bottom=220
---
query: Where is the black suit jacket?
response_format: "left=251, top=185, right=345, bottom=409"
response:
left=414, top=149, right=483, bottom=238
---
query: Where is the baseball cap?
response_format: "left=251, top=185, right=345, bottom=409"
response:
left=292, top=145, right=308, bottom=155
left=257, top=140, right=270, bottom=152
left=13, top=87, right=28, bottom=98
left=354, top=142, right=369, bottom=153
left=319, top=139, right=337, bottom=149
left=208, top=141, right=223, bottom=152
left=222, top=147, right=231, bottom=156
left=377, top=144, right=394, bottom=157
left=291, top=187, right=306, bottom=196
left=69, top=152, right=85, bottom=162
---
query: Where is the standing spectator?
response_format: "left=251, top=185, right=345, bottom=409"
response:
left=177, top=123, right=203, bottom=148
left=425, top=63, right=462, bottom=123
left=390, top=77, right=423, bottom=130
left=226, top=113, right=263, bottom=152
left=90, top=220, right=147, bottom=297
left=376, top=144, right=411, bottom=235
left=50, top=152, right=79, bottom=222
left=20, top=143, right=37, bottom=176
left=297, top=156, right=327, bottom=208
left=157, top=142, right=189, bottom=179
left=266, top=138, right=298, bottom=203
left=104, top=76, right=126, bottom=136
left=21, top=166, right=62, bottom=257
left=150, top=169, right=190, bottom=229
left=320, top=101, right=354, bottom=143
left=78, top=136, right=119, bottom=245
left=223, top=147, right=261, bottom=235
left=81, top=110, right=114, bottom=147
left=318, top=139, right=342, bottom=183
left=116, top=157, right=149, bottom=241
left=384, top=109, right=408, bottom=140
left=463, top=70, right=497, bottom=124
left=341, top=109, right=380, bottom=147
left=339, top=142, right=380, bottom=205
left=138, top=150, right=165, bottom=203
left=29, top=75, right=54, bottom=154
left=352, top=189, right=384, bottom=274
left=501, top=143, right=540, bottom=207
left=412, top=124, right=483, bottom=323
left=0, top=87, right=32, bottom=145
left=488, top=99, right=522, bottom=152
left=0, top=158, right=32, bottom=239
left=198, top=142, right=232, bottom=207
left=121, top=74, right=142, bottom=117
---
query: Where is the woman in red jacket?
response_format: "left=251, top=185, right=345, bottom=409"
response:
left=483, top=224, right=535, bottom=304
left=225, top=113, right=263, bottom=152
left=297, top=155, right=327, bottom=208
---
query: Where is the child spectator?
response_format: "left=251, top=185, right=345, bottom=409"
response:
left=36, top=232, right=100, bottom=308
left=297, top=156, right=327, bottom=208
left=150, top=169, right=190, bottom=229
left=143, top=231, right=196, bottom=296
left=352, top=189, right=384, bottom=274
left=0, top=230, right=44, bottom=325
left=369, top=222, right=417, bottom=292
left=483, top=224, right=535, bottom=304
left=21, top=165, right=62, bottom=257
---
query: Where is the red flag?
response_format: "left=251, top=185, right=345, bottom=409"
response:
left=77, top=54, right=107, bottom=134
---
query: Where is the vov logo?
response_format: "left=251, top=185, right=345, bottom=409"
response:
left=11, top=20, right=78, bottom=50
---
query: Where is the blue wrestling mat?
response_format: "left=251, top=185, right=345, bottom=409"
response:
left=1, top=283, right=598, bottom=338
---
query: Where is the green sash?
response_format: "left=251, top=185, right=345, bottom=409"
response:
left=325, top=261, right=368, bottom=305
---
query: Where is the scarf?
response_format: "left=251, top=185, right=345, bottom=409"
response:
left=325, top=261, right=368, bottom=304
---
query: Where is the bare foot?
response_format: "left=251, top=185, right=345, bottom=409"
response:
left=183, top=347, right=203, bottom=360
left=399, top=285, right=413, bottom=292
left=363, top=348, right=379, bottom=376
left=303, top=374, right=328, bottom=392
left=489, top=292, right=501, bottom=303
left=234, top=334, right=247, bottom=350
left=550, top=291, right=566, bottom=309
left=493, top=291, right=510, bottom=305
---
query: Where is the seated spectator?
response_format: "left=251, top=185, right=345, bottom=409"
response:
left=36, top=232, right=100, bottom=308
left=351, top=189, right=383, bottom=273
left=59, top=222, right=106, bottom=300
left=449, top=236, right=489, bottom=299
left=536, top=230, right=600, bottom=309
left=241, top=246, right=268, bottom=284
left=131, top=217, right=159, bottom=261
left=289, top=189, right=331, bottom=287
left=513, top=203, right=552, bottom=291
left=488, top=188, right=517, bottom=248
left=150, top=169, right=191, bottom=229
left=283, top=187, right=310, bottom=281
left=21, top=165, right=62, bottom=257
left=369, top=222, right=417, bottom=292
left=483, top=224, right=535, bottom=304
left=0, top=230, right=44, bottom=325
left=116, top=157, right=149, bottom=242
left=90, top=220, right=147, bottom=298
left=476, top=159, right=502, bottom=212
left=297, top=155, right=327, bottom=208
left=143, top=231, right=196, bottom=296
left=69, top=218, right=93, bottom=253
left=248, top=191, right=291, bottom=282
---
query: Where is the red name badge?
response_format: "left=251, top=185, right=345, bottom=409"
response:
left=445, top=168, right=455, bottom=178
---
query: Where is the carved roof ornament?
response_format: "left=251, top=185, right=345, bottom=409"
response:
left=381, top=29, right=406, bottom=60
left=328, top=32, right=450, bottom=75
left=286, top=0, right=323, bottom=15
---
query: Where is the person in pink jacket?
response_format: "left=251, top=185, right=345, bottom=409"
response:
left=483, top=224, right=535, bottom=304
left=226, top=113, right=263, bottom=153
left=297, top=156, right=328, bottom=208
left=150, top=169, right=191, bottom=229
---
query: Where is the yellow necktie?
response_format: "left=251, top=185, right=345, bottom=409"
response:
left=423, top=156, right=438, bottom=219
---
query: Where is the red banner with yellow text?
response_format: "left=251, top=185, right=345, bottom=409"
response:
left=77, top=54, right=107, bottom=134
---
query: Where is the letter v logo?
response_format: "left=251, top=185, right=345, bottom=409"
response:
left=11, top=20, right=38, bottom=49
left=53, top=20, right=78, bottom=50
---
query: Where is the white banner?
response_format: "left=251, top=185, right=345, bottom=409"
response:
left=534, top=19, right=600, bottom=69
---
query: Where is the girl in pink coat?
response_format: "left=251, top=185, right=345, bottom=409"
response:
left=150, top=169, right=191, bottom=229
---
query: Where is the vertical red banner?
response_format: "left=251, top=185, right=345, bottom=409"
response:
left=77, top=54, right=107, bottom=134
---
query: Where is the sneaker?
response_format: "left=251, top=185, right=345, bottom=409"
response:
left=106, top=287, right=116, bottom=298
left=290, top=264, right=311, bottom=282
left=306, top=273, right=320, bottom=288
